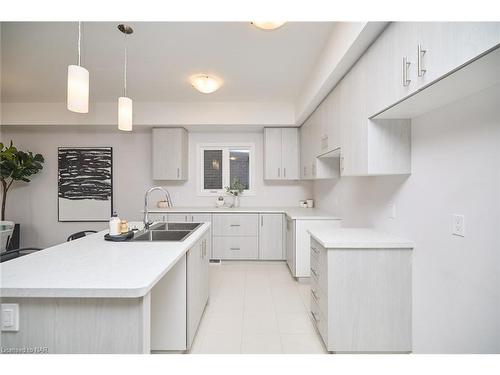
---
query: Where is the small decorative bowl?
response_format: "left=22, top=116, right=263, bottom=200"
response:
left=157, top=200, right=169, bottom=208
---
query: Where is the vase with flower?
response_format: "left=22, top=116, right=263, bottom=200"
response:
left=224, top=178, right=245, bottom=208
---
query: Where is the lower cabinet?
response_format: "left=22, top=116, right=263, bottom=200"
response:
left=258, top=213, right=284, bottom=260
left=150, top=229, right=209, bottom=352
left=211, top=213, right=285, bottom=260
left=187, top=231, right=210, bottom=350
left=310, top=238, right=412, bottom=353
left=212, top=213, right=259, bottom=260
left=285, top=217, right=296, bottom=274
left=286, top=218, right=342, bottom=278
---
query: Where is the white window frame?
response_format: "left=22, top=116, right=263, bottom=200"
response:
left=197, top=143, right=255, bottom=197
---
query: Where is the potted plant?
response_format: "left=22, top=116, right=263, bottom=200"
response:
left=224, top=178, right=245, bottom=208
left=0, top=141, right=44, bottom=249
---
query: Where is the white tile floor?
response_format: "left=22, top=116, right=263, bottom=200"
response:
left=188, top=261, right=327, bottom=354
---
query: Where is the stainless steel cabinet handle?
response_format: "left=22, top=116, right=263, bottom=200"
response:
left=261, top=215, right=263, bottom=226
left=284, top=167, right=286, bottom=178
left=402, top=56, right=411, bottom=87
left=417, top=44, right=427, bottom=77
left=310, top=267, right=319, bottom=278
left=185, top=215, right=188, bottom=221
left=303, top=166, right=307, bottom=176
left=278, top=168, right=280, bottom=178
left=340, top=156, right=344, bottom=174
left=311, top=289, right=320, bottom=301
left=177, top=168, right=180, bottom=178
left=311, top=311, right=320, bottom=323
left=230, top=224, right=240, bottom=227
left=230, top=247, right=240, bottom=251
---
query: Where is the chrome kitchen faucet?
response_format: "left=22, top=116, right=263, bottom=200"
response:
left=143, top=186, right=173, bottom=230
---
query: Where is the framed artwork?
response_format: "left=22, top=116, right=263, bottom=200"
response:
left=58, top=147, right=113, bottom=222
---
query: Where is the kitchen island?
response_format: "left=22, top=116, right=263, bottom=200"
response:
left=0, top=222, right=211, bottom=354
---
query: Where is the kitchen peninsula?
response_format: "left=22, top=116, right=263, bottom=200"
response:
left=0, top=222, right=211, bottom=354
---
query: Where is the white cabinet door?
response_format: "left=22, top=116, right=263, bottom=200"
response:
left=340, top=60, right=368, bottom=176
left=323, top=85, right=341, bottom=153
left=281, top=128, right=299, bottom=180
left=416, top=22, right=500, bottom=89
left=186, top=240, right=201, bottom=349
left=199, top=233, right=210, bottom=318
left=167, top=213, right=190, bottom=222
left=152, top=128, right=188, bottom=181
left=264, top=128, right=282, bottom=180
left=191, top=214, right=211, bottom=223
left=285, top=217, right=295, bottom=275
left=148, top=213, right=166, bottom=222
left=258, top=214, right=284, bottom=260
left=300, top=123, right=311, bottom=179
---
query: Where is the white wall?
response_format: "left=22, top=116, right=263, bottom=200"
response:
left=314, top=84, right=500, bottom=353
left=1, top=101, right=295, bottom=127
left=2, top=127, right=312, bottom=248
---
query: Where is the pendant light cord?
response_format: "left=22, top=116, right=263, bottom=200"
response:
left=78, top=21, right=82, bottom=66
left=124, top=33, right=127, bottom=97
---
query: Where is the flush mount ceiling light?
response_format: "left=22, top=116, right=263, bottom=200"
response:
left=251, top=21, right=286, bottom=30
left=117, top=24, right=134, bottom=132
left=67, top=22, right=89, bottom=113
left=189, top=74, right=223, bottom=94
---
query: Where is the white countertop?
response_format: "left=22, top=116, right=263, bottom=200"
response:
left=308, top=228, right=414, bottom=249
left=147, top=206, right=342, bottom=221
left=0, top=222, right=210, bottom=299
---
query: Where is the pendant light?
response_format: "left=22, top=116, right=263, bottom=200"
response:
left=118, top=24, right=134, bottom=132
left=67, top=22, right=89, bottom=113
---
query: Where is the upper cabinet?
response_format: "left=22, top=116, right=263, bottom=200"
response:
left=367, top=22, right=500, bottom=117
left=264, top=128, right=299, bottom=180
left=301, top=22, right=500, bottom=177
left=152, top=128, right=188, bottom=180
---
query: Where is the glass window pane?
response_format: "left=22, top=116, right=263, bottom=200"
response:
left=204, top=150, right=223, bottom=190
left=229, top=149, right=250, bottom=190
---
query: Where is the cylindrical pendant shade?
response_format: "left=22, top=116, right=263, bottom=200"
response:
left=67, top=65, right=89, bottom=113
left=118, top=96, right=133, bottom=131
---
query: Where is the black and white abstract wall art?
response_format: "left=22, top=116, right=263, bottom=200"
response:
left=58, top=147, right=113, bottom=222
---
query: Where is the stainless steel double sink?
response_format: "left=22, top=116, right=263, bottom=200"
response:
left=132, top=222, right=202, bottom=242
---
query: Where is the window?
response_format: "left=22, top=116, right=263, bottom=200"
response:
left=198, top=143, right=255, bottom=196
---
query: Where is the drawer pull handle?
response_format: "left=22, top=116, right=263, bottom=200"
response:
left=311, top=311, right=320, bottom=323
left=230, top=224, right=241, bottom=227
left=230, top=247, right=240, bottom=251
left=310, top=268, right=319, bottom=278
left=311, top=289, right=320, bottom=301
left=311, top=246, right=319, bottom=254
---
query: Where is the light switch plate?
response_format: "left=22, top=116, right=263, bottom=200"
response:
left=452, top=214, right=465, bottom=237
left=1, top=303, right=19, bottom=331
left=388, top=203, right=397, bottom=219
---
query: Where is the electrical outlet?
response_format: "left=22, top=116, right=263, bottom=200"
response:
left=452, top=214, right=465, bottom=237
left=1, top=303, right=19, bottom=332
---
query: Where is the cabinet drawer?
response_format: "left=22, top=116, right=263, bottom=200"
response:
left=311, top=280, right=328, bottom=318
left=311, top=293, right=328, bottom=347
left=310, top=258, right=328, bottom=295
left=213, top=214, right=259, bottom=236
left=212, top=236, right=258, bottom=259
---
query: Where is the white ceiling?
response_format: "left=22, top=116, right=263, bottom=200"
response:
left=1, top=22, right=335, bottom=103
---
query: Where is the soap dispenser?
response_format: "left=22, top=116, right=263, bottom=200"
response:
left=109, top=211, right=121, bottom=236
